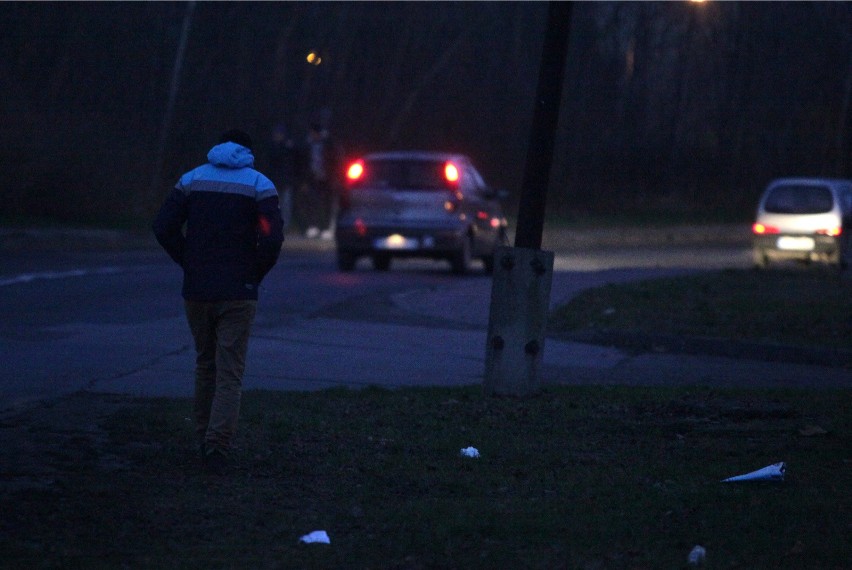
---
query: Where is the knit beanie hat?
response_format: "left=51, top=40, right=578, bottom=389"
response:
left=219, top=129, right=253, bottom=151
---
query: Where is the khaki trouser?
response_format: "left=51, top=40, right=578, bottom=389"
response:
left=184, top=300, right=257, bottom=453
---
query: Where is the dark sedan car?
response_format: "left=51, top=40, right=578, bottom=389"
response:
left=334, top=151, right=508, bottom=273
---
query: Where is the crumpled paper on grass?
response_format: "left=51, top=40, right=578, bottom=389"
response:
left=687, top=545, right=706, bottom=566
left=722, top=462, right=785, bottom=482
left=460, top=446, right=480, bottom=458
left=299, top=530, right=330, bottom=544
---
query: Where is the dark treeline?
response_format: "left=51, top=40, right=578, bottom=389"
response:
left=2, top=1, right=851, bottom=227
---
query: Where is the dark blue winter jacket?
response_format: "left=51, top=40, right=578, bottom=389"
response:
left=153, top=142, right=284, bottom=301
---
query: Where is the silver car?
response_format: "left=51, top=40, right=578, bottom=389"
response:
left=752, top=177, right=852, bottom=268
left=334, top=151, right=508, bottom=273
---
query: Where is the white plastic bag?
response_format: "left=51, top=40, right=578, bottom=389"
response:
left=460, top=446, right=480, bottom=458
left=299, top=530, right=330, bottom=544
left=687, top=545, right=706, bottom=566
left=722, top=462, right=785, bottom=482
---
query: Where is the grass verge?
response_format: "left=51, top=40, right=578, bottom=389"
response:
left=549, top=268, right=852, bottom=351
left=1, top=386, right=850, bottom=569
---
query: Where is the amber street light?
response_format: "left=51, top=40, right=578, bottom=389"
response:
left=306, top=51, right=322, bottom=65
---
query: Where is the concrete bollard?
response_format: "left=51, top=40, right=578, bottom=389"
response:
left=483, top=246, right=554, bottom=396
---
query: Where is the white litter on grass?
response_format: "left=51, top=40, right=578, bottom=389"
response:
left=722, top=462, right=785, bottom=482
left=460, top=446, right=480, bottom=458
left=687, top=545, right=706, bottom=566
left=299, top=530, right=330, bottom=544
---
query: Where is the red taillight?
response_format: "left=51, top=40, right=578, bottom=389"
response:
left=444, top=162, right=459, bottom=183
left=816, top=227, right=842, bottom=237
left=347, top=160, right=364, bottom=182
left=354, top=218, right=367, bottom=237
left=753, top=223, right=779, bottom=235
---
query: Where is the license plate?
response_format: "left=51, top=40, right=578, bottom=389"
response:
left=777, top=236, right=815, bottom=251
left=374, top=234, right=419, bottom=250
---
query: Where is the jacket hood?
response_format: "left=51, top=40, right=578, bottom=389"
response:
left=207, top=142, right=255, bottom=169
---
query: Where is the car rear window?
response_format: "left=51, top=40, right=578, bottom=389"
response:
left=352, top=159, right=454, bottom=191
left=763, top=185, right=834, bottom=214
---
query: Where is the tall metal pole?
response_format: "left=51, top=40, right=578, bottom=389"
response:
left=514, top=1, right=573, bottom=251
left=147, top=1, right=196, bottom=215
left=483, top=2, right=573, bottom=397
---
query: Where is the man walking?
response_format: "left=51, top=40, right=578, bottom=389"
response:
left=153, top=129, right=284, bottom=472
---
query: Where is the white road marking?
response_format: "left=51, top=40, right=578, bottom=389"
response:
left=0, top=266, right=125, bottom=287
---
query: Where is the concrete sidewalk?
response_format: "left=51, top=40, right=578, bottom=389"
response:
left=90, top=266, right=852, bottom=400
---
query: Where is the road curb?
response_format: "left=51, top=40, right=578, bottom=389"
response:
left=0, top=224, right=753, bottom=253
left=541, top=223, right=751, bottom=250
left=553, top=329, right=852, bottom=369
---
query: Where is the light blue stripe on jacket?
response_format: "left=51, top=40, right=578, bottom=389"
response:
left=177, top=142, right=277, bottom=201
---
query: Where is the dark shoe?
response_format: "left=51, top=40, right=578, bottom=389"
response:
left=202, top=446, right=229, bottom=474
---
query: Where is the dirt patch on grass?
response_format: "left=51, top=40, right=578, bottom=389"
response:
left=0, top=393, right=140, bottom=493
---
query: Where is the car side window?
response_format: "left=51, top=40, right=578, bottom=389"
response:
left=468, top=166, right=491, bottom=198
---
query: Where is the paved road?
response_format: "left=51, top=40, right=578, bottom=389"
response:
left=1, top=227, right=850, bottom=414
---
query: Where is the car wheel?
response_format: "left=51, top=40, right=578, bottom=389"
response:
left=372, top=254, right=392, bottom=271
left=450, top=234, right=472, bottom=275
left=482, top=254, right=495, bottom=274
left=499, top=228, right=510, bottom=246
left=483, top=229, right=507, bottom=274
left=753, top=248, right=769, bottom=269
left=337, top=251, right=356, bottom=272
left=840, top=235, right=851, bottom=270
left=826, top=245, right=847, bottom=271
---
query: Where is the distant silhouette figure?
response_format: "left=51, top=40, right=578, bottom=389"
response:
left=267, top=123, right=299, bottom=232
left=300, top=123, right=342, bottom=239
